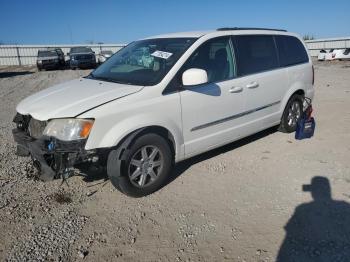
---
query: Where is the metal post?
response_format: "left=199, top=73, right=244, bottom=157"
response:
left=15, top=46, right=21, bottom=66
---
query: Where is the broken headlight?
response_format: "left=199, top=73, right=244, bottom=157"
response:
left=43, top=119, right=94, bottom=141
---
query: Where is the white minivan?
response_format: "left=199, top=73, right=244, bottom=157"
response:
left=13, top=28, right=314, bottom=197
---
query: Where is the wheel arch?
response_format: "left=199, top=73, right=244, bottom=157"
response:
left=118, top=125, right=177, bottom=160
left=280, top=87, right=305, bottom=114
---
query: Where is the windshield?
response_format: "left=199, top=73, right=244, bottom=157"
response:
left=90, top=38, right=197, bottom=86
left=70, top=47, right=93, bottom=53
left=38, top=51, right=57, bottom=57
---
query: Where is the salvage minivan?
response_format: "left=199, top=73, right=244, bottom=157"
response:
left=13, top=28, right=314, bottom=197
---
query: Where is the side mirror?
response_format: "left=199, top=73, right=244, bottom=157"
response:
left=182, top=68, right=208, bottom=86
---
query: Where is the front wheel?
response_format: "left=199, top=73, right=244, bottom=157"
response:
left=107, top=133, right=173, bottom=197
left=279, top=94, right=303, bottom=133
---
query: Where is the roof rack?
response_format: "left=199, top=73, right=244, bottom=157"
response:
left=217, top=27, right=287, bottom=32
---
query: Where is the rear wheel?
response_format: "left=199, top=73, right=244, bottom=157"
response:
left=107, top=133, right=173, bottom=197
left=279, top=94, right=303, bottom=133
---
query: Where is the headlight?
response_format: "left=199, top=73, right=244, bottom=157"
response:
left=37, top=60, right=42, bottom=64
left=43, top=119, right=94, bottom=141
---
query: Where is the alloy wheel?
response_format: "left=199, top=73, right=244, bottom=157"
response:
left=128, top=145, right=163, bottom=187
left=287, top=101, right=302, bottom=128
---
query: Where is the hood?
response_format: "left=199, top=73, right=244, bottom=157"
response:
left=16, top=78, right=143, bottom=121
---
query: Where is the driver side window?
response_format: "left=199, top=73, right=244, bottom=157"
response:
left=182, top=37, right=236, bottom=83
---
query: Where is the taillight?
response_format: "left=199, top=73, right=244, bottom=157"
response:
left=312, top=65, right=314, bottom=85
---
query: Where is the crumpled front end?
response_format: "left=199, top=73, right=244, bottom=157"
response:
left=12, top=113, right=99, bottom=181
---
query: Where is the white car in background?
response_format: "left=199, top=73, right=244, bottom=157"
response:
left=334, top=48, right=350, bottom=60
left=98, top=50, right=114, bottom=64
left=317, top=49, right=327, bottom=61
left=325, top=49, right=335, bottom=60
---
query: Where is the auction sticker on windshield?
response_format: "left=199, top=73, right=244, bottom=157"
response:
left=151, top=50, right=173, bottom=59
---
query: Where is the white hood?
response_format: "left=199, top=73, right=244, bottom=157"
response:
left=16, top=78, right=143, bottom=121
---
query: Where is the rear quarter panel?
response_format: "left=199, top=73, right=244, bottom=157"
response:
left=280, top=35, right=314, bottom=113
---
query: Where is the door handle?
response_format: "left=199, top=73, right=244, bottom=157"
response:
left=246, top=81, right=259, bottom=89
left=229, top=86, right=243, bottom=93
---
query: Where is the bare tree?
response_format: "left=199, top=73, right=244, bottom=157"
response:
left=303, top=34, right=315, bottom=40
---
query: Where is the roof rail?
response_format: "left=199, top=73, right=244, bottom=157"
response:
left=217, top=27, right=287, bottom=32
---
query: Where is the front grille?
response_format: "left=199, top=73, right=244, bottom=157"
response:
left=76, top=54, right=93, bottom=60
left=42, top=59, right=55, bottom=64
left=28, top=118, right=47, bottom=139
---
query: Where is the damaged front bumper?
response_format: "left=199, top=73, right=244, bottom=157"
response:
left=12, top=114, right=98, bottom=181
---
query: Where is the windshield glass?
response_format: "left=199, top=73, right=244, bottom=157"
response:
left=90, top=38, right=197, bottom=86
left=38, top=51, right=57, bottom=57
left=70, top=47, right=93, bottom=53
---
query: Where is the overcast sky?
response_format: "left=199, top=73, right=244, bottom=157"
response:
left=1, top=0, right=349, bottom=44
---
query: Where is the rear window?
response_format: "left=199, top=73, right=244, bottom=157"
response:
left=233, top=35, right=279, bottom=76
left=275, top=35, right=309, bottom=67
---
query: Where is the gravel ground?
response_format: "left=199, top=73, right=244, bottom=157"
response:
left=0, top=61, right=350, bottom=261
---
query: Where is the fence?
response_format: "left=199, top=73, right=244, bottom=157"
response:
left=1, top=37, right=350, bottom=66
left=0, top=44, right=125, bottom=66
left=305, top=37, right=350, bottom=57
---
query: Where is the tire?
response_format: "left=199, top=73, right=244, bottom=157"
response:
left=107, top=133, right=173, bottom=197
left=279, top=94, right=303, bottom=133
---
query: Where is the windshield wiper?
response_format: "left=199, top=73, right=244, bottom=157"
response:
left=88, top=73, right=135, bottom=85
left=89, top=73, right=113, bottom=82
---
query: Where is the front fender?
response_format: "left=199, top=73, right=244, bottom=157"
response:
left=85, top=114, right=185, bottom=162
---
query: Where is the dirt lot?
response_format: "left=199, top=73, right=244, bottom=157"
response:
left=1, top=61, right=350, bottom=262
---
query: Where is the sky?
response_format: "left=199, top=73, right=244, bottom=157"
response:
left=0, top=0, right=349, bottom=45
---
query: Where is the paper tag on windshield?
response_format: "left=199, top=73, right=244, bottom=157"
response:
left=151, top=50, right=173, bottom=59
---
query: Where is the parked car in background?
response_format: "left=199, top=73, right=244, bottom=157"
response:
left=13, top=28, right=314, bottom=197
left=68, top=47, right=97, bottom=69
left=47, top=47, right=65, bottom=63
left=317, top=49, right=327, bottom=61
left=334, top=48, right=350, bottom=60
left=36, top=49, right=65, bottom=71
left=98, top=50, right=113, bottom=64
left=325, top=49, right=335, bottom=61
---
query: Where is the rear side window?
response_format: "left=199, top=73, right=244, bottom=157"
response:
left=233, top=35, right=279, bottom=76
left=275, top=35, right=309, bottom=67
